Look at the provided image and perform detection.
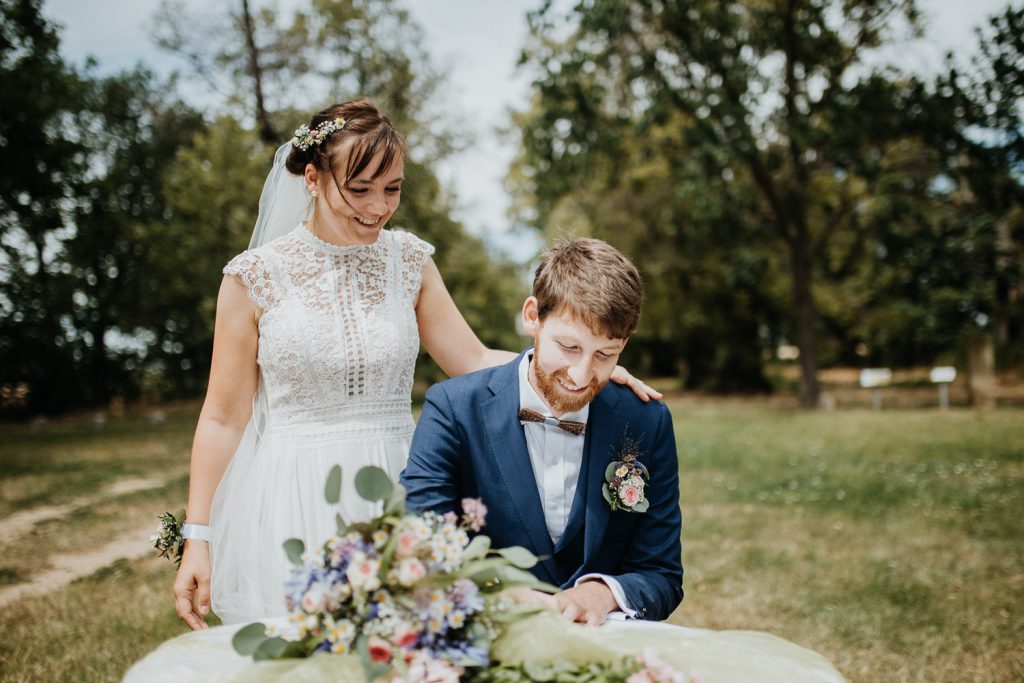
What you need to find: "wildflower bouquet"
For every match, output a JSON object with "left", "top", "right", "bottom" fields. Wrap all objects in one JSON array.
[{"left": 231, "top": 465, "right": 554, "bottom": 681}]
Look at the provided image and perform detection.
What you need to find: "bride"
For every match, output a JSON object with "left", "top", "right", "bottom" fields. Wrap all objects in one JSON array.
[{"left": 171, "top": 99, "right": 660, "bottom": 630}]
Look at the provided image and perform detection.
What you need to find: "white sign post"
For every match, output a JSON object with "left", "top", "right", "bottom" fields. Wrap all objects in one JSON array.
[
  {"left": 859, "top": 368, "right": 893, "bottom": 410},
  {"left": 930, "top": 366, "right": 956, "bottom": 410}
]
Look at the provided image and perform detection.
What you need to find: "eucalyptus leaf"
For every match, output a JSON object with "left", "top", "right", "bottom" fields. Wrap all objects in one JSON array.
[
  {"left": 495, "top": 565, "right": 545, "bottom": 585},
  {"left": 496, "top": 545, "right": 538, "bottom": 569},
  {"left": 463, "top": 534, "right": 491, "bottom": 561},
  {"left": 604, "top": 461, "right": 619, "bottom": 480},
  {"left": 354, "top": 466, "right": 393, "bottom": 502},
  {"left": 324, "top": 465, "right": 342, "bottom": 504},
  {"left": 231, "top": 622, "right": 268, "bottom": 655},
  {"left": 384, "top": 482, "right": 406, "bottom": 515},
  {"left": 252, "top": 636, "right": 289, "bottom": 661},
  {"left": 335, "top": 513, "right": 348, "bottom": 535},
  {"left": 601, "top": 484, "right": 614, "bottom": 506},
  {"left": 283, "top": 538, "right": 305, "bottom": 565},
  {"left": 633, "top": 498, "right": 649, "bottom": 513}
]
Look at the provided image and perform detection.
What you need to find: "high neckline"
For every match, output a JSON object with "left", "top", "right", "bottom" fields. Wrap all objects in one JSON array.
[{"left": 296, "top": 223, "right": 387, "bottom": 255}]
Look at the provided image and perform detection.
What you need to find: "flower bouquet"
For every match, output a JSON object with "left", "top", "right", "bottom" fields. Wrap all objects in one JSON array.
[{"left": 230, "top": 465, "right": 556, "bottom": 681}]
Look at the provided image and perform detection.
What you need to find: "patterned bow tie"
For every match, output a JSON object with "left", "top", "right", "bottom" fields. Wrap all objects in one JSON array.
[{"left": 518, "top": 407, "right": 586, "bottom": 436}]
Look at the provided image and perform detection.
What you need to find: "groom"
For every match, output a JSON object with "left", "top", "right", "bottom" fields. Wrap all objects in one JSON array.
[{"left": 401, "top": 238, "right": 682, "bottom": 625}]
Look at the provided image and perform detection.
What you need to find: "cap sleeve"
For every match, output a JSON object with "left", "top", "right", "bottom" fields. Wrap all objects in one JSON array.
[
  {"left": 223, "top": 249, "right": 279, "bottom": 310},
  {"left": 394, "top": 230, "right": 436, "bottom": 298}
]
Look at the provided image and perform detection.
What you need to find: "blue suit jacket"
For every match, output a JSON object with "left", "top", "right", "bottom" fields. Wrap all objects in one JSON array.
[{"left": 400, "top": 350, "right": 683, "bottom": 621}]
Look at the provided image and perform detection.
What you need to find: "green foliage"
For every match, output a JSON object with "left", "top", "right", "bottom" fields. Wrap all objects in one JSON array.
[
  {"left": 283, "top": 538, "right": 306, "bottom": 565},
  {"left": 512, "top": 0, "right": 1018, "bottom": 398},
  {"left": 325, "top": 464, "right": 342, "bottom": 504},
  {"left": 354, "top": 465, "right": 393, "bottom": 502},
  {"left": 0, "top": 0, "right": 90, "bottom": 414}
]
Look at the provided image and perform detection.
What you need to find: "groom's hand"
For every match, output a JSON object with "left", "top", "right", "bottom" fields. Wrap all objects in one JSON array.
[{"left": 555, "top": 581, "right": 619, "bottom": 626}]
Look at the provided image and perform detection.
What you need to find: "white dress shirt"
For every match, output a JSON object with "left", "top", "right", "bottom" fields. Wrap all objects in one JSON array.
[{"left": 518, "top": 352, "right": 636, "bottom": 618}]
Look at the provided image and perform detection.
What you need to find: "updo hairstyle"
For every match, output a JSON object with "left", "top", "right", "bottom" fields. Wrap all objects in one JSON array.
[{"left": 285, "top": 99, "right": 406, "bottom": 185}]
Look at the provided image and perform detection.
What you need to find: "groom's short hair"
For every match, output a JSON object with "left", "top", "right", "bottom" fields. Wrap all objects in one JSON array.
[{"left": 533, "top": 238, "right": 644, "bottom": 339}]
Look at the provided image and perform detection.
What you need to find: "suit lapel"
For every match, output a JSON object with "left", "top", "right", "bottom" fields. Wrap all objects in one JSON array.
[
  {"left": 581, "top": 385, "right": 622, "bottom": 562},
  {"left": 482, "top": 354, "right": 558, "bottom": 582}
]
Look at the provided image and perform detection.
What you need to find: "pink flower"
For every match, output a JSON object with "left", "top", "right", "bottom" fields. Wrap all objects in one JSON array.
[
  {"left": 461, "top": 498, "right": 487, "bottom": 531},
  {"left": 396, "top": 532, "right": 420, "bottom": 557},
  {"left": 397, "top": 558, "right": 427, "bottom": 586},
  {"left": 368, "top": 635, "right": 393, "bottom": 663},
  {"left": 620, "top": 485, "right": 642, "bottom": 507},
  {"left": 346, "top": 553, "right": 381, "bottom": 590}
]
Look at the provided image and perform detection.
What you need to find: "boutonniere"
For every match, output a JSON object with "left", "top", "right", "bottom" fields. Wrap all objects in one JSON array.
[{"left": 602, "top": 434, "right": 650, "bottom": 513}]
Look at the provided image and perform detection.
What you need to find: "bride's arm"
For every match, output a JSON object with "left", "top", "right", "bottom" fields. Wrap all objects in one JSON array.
[
  {"left": 415, "top": 258, "right": 663, "bottom": 400},
  {"left": 173, "top": 276, "right": 260, "bottom": 630},
  {"left": 415, "top": 257, "right": 515, "bottom": 377}
]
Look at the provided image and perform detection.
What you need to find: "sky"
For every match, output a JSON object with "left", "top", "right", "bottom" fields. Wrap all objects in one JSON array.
[{"left": 43, "top": 0, "right": 1014, "bottom": 261}]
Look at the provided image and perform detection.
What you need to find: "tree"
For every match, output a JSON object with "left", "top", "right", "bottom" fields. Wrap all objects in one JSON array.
[
  {"left": 0, "top": 0, "right": 88, "bottom": 413},
  {"left": 516, "top": 0, "right": 923, "bottom": 405}
]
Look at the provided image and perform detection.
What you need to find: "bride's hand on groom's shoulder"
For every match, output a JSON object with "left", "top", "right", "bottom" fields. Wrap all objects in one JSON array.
[
  {"left": 173, "top": 541, "right": 212, "bottom": 631},
  {"left": 611, "top": 366, "right": 664, "bottom": 402}
]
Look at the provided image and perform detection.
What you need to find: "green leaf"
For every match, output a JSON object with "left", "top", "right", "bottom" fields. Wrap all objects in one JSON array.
[
  {"left": 384, "top": 482, "right": 406, "bottom": 515},
  {"left": 335, "top": 513, "right": 348, "bottom": 535},
  {"left": 283, "top": 538, "right": 305, "bottom": 565},
  {"left": 463, "top": 534, "right": 491, "bottom": 561},
  {"left": 495, "top": 565, "right": 545, "bottom": 585},
  {"left": 601, "top": 484, "right": 614, "bottom": 506},
  {"left": 354, "top": 466, "right": 393, "bottom": 502},
  {"left": 252, "top": 636, "right": 289, "bottom": 661},
  {"left": 604, "top": 461, "right": 619, "bottom": 481},
  {"left": 231, "top": 622, "right": 268, "bottom": 655},
  {"left": 633, "top": 498, "right": 649, "bottom": 513},
  {"left": 496, "top": 545, "right": 538, "bottom": 569},
  {"left": 324, "top": 465, "right": 342, "bottom": 505}
]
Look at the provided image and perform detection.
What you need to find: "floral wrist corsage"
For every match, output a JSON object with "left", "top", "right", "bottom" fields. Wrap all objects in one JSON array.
[
  {"left": 152, "top": 508, "right": 186, "bottom": 567},
  {"left": 602, "top": 440, "right": 650, "bottom": 513}
]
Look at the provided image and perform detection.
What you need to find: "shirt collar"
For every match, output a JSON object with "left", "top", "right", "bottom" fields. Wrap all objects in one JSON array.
[{"left": 518, "top": 349, "right": 590, "bottom": 423}]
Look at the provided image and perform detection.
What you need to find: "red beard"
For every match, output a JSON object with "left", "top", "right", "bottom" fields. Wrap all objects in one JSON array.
[{"left": 532, "top": 349, "right": 605, "bottom": 414}]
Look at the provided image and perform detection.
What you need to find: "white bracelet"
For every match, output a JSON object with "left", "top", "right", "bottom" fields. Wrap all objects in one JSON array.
[{"left": 182, "top": 523, "right": 212, "bottom": 542}]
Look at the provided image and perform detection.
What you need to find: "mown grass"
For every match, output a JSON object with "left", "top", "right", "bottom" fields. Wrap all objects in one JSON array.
[
  {"left": 0, "top": 400, "right": 1021, "bottom": 682},
  {"left": 670, "top": 403, "right": 1023, "bottom": 682}
]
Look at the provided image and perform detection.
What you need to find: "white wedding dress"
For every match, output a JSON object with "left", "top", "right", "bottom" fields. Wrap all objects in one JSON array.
[{"left": 209, "top": 223, "right": 434, "bottom": 624}]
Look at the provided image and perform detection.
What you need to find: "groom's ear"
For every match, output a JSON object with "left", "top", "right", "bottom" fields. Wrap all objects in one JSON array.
[{"left": 521, "top": 296, "right": 541, "bottom": 336}]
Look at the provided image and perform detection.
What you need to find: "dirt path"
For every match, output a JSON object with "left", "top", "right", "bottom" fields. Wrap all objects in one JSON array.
[
  {"left": 0, "top": 518, "right": 158, "bottom": 609},
  {"left": 0, "top": 476, "right": 169, "bottom": 543},
  {"left": 0, "top": 475, "right": 178, "bottom": 610}
]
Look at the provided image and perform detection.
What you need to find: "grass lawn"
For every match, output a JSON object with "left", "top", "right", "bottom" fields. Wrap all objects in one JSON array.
[{"left": 0, "top": 399, "right": 1021, "bottom": 682}]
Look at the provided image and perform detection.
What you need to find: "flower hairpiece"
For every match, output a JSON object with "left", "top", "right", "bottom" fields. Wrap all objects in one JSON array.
[{"left": 292, "top": 117, "right": 347, "bottom": 151}]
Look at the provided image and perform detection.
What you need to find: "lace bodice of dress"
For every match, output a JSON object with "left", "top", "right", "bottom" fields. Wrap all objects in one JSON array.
[{"left": 223, "top": 225, "right": 434, "bottom": 427}]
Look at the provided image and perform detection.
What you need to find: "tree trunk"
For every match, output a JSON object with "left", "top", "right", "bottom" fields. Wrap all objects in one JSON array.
[
  {"left": 966, "top": 335, "right": 997, "bottom": 408},
  {"left": 240, "top": 0, "right": 277, "bottom": 144},
  {"left": 788, "top": 230, "right": 820, "bottom": 408},
  {"left": 995, "top": 216, "right": 1019, "bottom": 347}
]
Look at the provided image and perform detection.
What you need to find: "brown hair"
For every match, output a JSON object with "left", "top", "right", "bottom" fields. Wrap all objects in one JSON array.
[
  {"left": 285, "top": 99, "right": 405, "bottom": 183},
  {"left": 533, "top": 238, "right": 644, "bottom": 339}
]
